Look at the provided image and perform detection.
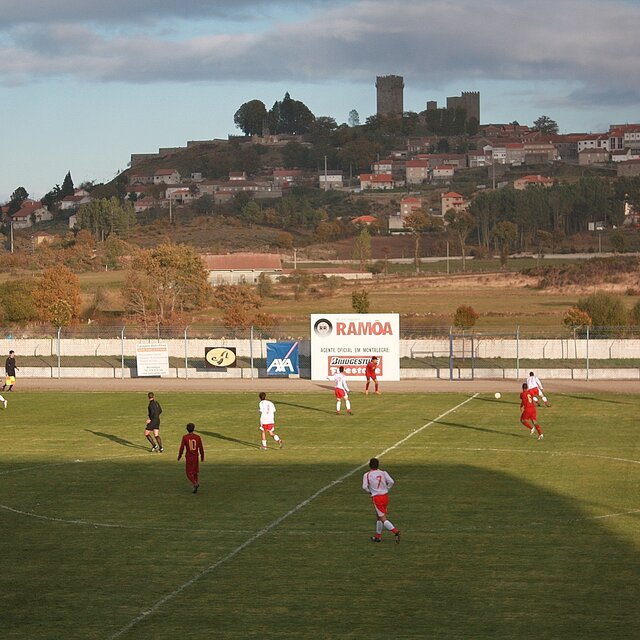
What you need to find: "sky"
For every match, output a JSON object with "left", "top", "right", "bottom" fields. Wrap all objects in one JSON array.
[{"left": 2, "top": 0, "right": 640, "bottom": 202}]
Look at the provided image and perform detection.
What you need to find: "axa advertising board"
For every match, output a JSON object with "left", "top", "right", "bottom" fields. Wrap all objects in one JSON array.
[{"left": 310, "top": 313, "right": 400, "bottom": 381}]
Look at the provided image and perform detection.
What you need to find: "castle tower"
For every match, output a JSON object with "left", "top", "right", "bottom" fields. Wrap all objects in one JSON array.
[
  {"left": 446, "top": 91, "right": 480, "bottom": 123},
  {"left": 376, "top": 75, "right": 404, "bottom": 117}
]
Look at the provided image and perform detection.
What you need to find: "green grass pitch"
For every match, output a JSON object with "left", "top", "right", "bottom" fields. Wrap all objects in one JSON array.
[{"left": 0, "top": 390, "right": 638, "bottom": 639}]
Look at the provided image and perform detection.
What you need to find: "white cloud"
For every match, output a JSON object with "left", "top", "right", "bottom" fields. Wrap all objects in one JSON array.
[{"left": 0, "top": 0, "right": 639, "bottom": 106}]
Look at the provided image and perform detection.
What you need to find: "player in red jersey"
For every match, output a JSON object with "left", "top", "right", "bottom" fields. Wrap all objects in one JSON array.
[
  {"left": 178, "top": 423, "right": 205, "bottom": 493},
  {"left": 364, "top": 356, "right": 380, "bottom": 395},
  {"left": 520, "top": 383, "right": 543, "bottom": 440},
  {"left": 362, "top": 457, "right": 401, "bottom": 544}
]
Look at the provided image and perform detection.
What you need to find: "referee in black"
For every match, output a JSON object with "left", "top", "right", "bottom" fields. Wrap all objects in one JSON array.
[
  {"left": 3, "top": 350, "right": 17, "bottom": 392},
  {"left": 145, "top": 392, "right": 163, "bottom": 452}
]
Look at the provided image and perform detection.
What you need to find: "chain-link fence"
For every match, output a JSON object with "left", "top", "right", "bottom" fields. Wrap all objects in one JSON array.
[{"left": 2, "top": 324, "right": 640, "bottom": 379}]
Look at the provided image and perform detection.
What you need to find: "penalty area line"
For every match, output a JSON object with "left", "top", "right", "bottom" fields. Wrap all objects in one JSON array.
[{"left": 108, "top": 393, "right": 479, "bottom": 639}]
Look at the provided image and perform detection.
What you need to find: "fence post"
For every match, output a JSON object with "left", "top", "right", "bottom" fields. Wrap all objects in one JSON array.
[
  {"left": 120, "top": 326, "right": 125, "bottom": 379},
  {"left": 184, "top": 326, "right": 189, "bottom": 380},
  {"left": 449, "top": 326, "right": 454, "bottom": 381},
  {"left": 57, "top": 326, "right": 61, "bottom": 379},
  {"left": 250, "top": 325, "right": 255, "bottom": 379},
  {"left": 471, "top": 333, "right": 475, "bottom": 381},
  {"left": 586, "top": 325, "right": 590, "bottom": 381},
  {"left": 516, "top": 326, "right": 520, "bottom": 380}
]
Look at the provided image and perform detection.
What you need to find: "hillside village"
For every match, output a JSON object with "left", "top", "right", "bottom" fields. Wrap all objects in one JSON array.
[{"left": 3, "top": 76, "right": 640, "bottom": 253}]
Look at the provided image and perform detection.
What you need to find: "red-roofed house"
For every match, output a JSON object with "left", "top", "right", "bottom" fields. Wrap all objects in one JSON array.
[
  {"left": 60, "top": 193, "right": 92, "bottom": 211},
  {"left": 359, "top": 173, "right": 396, "bottom": 190},
  {"left": 400, "top": 196, "right": 422, "bottom": 217},
  {"left": 441, "top": 192, "right": 467, "bottom": 216},
  {"left": 405, "top": 160, "right": 429, "bottom": 185},
  {"left": 513, "top": 175, "right": 554, "bottom": 190},
  {"left": 10, "top": 200, "right": 53, "bottom": 229},
  {"left": 201, "top": 253, "right": 283, "bottom": 285}
]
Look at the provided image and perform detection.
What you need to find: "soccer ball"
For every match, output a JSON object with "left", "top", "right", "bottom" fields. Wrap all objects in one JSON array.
[{"left": 494, "top": 392, "right": 501, "bottom": 399}]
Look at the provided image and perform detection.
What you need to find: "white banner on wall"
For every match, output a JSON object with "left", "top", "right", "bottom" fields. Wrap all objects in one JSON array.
[
  {"left": 310, "top": 313, "right": 400, "bottom": 381},
  {"left": 136, "top": 343, "right": 170, "bottom": 377}
]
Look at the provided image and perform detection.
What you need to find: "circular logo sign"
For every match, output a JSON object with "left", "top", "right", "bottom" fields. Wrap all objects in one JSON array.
[
  {"left": 205, "top": 347, "right": 237, "bottom": 367},
  {"left": 313, "top": 318, "right": 333, "bottom": 337}
]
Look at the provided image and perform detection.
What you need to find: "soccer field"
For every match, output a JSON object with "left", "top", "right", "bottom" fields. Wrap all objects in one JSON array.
[{"left": 1, "top": 391, "right": 638, "bottom": 640}]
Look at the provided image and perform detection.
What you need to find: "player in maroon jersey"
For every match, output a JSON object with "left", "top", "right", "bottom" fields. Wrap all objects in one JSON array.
[
  {"left": 178, "top": 423, "right": 205, "bottom": 493},
  {"left": 520, "top": 383, "right": 543, "bottom": 440},
  {"left": 364, "top": 356, "right": 380, "bottom": 395}
]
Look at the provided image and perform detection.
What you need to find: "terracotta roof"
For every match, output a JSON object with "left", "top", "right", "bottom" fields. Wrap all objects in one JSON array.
[
  {"left": 201, "top": 253, "right": 283, "bottom": 271},
  {"left": 401, "top": 197, "right": 421, "bottom": 203},
  {"left": 406, "top": 160, "right": 429, "bottom": 167},
  {"left": 351, "top": 215, "right": 377, "bottom": 224},
  {"left": 442, "top": 192, "right": 464, "bottom": 199},
  {"left": 154, "top": 169, "right": 178, "bottom": 175}
]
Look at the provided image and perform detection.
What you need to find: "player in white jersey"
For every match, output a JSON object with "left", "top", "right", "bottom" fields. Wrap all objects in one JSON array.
[
  {"left": 328, "top": 366, "right": 352, "bottom": 415},
  {"left": 526, "top": 371, "right": 550, "bottom": 407},
  {"left": 258, "top": 392, "right": 283, "bottom": 450},
  {"left": 362, "top": 457, "right": 401, "bottom": 543}
]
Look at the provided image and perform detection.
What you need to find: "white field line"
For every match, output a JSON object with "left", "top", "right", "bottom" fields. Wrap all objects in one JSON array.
[{"left": 107, "top": 393, "right": 479, "bottom": 639}]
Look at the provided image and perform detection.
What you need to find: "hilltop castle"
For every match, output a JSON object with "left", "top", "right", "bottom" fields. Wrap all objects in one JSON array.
[{"left": 376, "top": 75, "right": 480, "bottom": 123}]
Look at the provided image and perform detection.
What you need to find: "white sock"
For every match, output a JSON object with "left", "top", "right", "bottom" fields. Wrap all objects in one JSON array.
[
  {"left": 376, "top": 521, "right": 383, "bottom": 535},
  {"left": 383, "top": 520, "right": 395, "bottom": 531},
  {"left": 336, "top": 400, "right": 341, "bottom": 412},
  {"left": 261, "top": 438, "right": 267, "bottom": 449},
  {"left": 274, "top": 434, "right": 281, "bottom": 442},
  {"left": 0, "top": 394, "right": 5, "bottom": 402},
  {"left": 345, "top": 399, "right": 351, "bottom": 410}
]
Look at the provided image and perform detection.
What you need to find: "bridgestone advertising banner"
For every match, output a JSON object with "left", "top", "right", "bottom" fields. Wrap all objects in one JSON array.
[
  {"left": 310, "top": 313, "right": 400, "bottom": 381},
  {"left": 136, "top": 344, "right": 170, "bottom": 377}
]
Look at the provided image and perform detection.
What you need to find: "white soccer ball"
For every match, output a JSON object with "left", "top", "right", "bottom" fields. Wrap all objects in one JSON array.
[{"left": 494, "top": 392, "right": 501, "bottom": 399}]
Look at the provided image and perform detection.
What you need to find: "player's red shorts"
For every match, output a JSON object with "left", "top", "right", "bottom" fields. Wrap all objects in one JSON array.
[
  {"left": 335, "top": 388, "right": 346, "bottom": 399},
  {"left": 372, "top": 493, "right": 389, "bottom": 517},
  {"left": 528, "top": 387, "right": 540, "bottom": 397},
  {"left": 260, "top": 423, "right": 274, "bottom": 432},
  {"left": 521, "top": 408, "right": 537, "bottom": 421}
]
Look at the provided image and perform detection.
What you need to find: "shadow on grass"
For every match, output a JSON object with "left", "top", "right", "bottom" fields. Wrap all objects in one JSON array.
[
  {"left": 84, "top": 429, "right": 148, "bottom": 450},
  {"left": 198, "top": 430, "right": 262, "bottom": 449},
  {"left": 474, "top": 397, "right": 520, "bottom": 405},
  {"left": 558, "top": 394, "right": 631, "bottom": 405},
  {"left": 275, "top": 400, "right": 334, "bottom": 415},
  {"left": 433, "top": 419, "right": 523, "bottom": 438}
]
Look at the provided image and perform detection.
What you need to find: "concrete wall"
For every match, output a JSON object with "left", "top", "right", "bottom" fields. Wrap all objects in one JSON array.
[{"left": 5, "top": 337, "right": 640, "bottom": 360}]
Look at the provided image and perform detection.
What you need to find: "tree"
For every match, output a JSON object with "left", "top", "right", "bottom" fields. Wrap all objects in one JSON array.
[
  {"left": 8, "top": 187, "right": 28, "bottom": 215},
  {"left": 268, "top": 92, "right": 315, "bottom": 135},
  {"left": 352, "top": 227, "right": 372, "bottom": 271},
  {"left": 32, "top": 266, "right": 81, "bottom": 325},
  {"left": 77, "top": 197, "right": 136, "bottom": 240},
  {"left": 61, "top": 171, "right": 75, "bottom": 197},
  {"left": 195, "top": 193, "right": 214, "bottom": 215},
  {"left": 126, "top": 244, "right": 211, "bottom": 323},
  {"left": 352, "top": 289, "right": 370, "bottom": 313},
  {"left": 533, "top": 115, "right": 559, "bottom": 135},
  {"left": 493, "top": 221, "right": 518, "bottom": 267},
  {"left": 0, "top": 279, "right": 38, "bottom": 323},
  {"left": 348, "top": 109, "right": 360, "bottom": 127},
  {"left": 445, "top": 209, "right": 475, "bottom": 272},
  {"left": 563, "top": 307, "right": 592, "bottom": 331},
  {"left": 234, "top": 99, "right": 267, "bottom": 136},
  {"left": 576, "top": 291, "right": 627, "bottom": 327},
  {"left": 404, "top": 210, "right": 431, "bottom": 272}
]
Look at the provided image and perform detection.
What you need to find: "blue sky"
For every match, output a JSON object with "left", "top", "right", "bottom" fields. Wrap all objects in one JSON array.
[{"left": 1, "top": 0, "right": 640, "bottom": 201}]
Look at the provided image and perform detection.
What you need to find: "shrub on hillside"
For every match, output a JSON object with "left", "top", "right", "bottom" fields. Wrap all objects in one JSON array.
[
  {"left": 453, "top": 305, "right": 480, "bottom": 328},
  {"left": 576, "top": 291, "right": 627, "bottom": 327}
]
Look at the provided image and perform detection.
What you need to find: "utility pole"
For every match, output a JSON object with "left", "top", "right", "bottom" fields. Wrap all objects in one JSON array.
[
  {"left": 324, "top": 155, "right": 328, "bottom": 192},
  {"left": 10, "top": 220, "right": 13, "bottom": 254}
]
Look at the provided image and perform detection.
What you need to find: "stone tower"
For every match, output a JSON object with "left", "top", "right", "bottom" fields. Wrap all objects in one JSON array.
[
  {"left": 376, "top": 75, "right": 404, "bottom": 117},
  {"left": 446, "top": 91, "right": 480, "bottom": 123}
]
